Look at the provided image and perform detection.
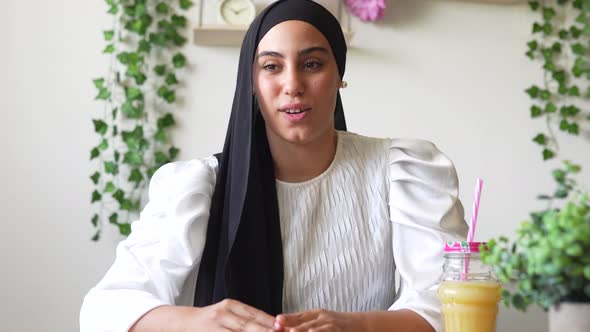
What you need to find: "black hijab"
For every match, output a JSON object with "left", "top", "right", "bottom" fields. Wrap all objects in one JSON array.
[{"left": 194, "top": 0, "right": 348, "bottom": 315}]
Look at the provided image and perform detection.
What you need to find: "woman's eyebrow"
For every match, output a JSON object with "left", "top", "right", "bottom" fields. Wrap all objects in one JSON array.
[{"left": 256, "top": 46, "right": 329, "bottom": 60}]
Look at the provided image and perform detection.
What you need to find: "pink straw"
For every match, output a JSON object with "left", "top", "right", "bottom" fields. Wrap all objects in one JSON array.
[
  {"left": 462, "top": 178, "right": 484, "bottom": 280},
  {"left": 467, "top": 178, "right": 484, "bottom": 242}
]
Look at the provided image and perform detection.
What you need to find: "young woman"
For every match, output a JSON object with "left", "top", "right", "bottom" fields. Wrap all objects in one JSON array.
[{"left": 80, "top": 1, "right": 468, "bottom": 331}]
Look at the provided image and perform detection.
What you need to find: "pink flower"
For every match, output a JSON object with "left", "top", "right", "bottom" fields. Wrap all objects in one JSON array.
[{"left": 345, "top": 0, "right": 386, "bottom": 22}]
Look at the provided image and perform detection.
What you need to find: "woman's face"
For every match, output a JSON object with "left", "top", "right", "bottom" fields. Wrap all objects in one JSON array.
[{"left": 253, "top": 20, "right": 342, "bottom": 146}]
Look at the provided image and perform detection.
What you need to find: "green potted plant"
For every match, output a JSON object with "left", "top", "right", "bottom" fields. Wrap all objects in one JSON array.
[
  {"left": 482, "top": 162, "right": 589, "bottom": 331},
  {"left": 481, "top": 1, "right": 590, "bottom": 331}
]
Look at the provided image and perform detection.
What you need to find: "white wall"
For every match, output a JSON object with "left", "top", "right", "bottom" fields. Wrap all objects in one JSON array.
[{"left": 2, "top": 0, "right": 588, "bottom": 331}]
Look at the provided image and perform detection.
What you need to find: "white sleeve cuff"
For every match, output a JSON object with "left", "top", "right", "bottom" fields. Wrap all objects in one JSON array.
[
  {"left": 80, "top": 288, "right": 168, "bottom": 332},
  {"left": 388, "top": 286, "right": 442, "bottom": 332}
]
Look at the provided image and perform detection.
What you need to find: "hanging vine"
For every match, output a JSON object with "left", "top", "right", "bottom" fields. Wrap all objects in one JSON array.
[
  {"left": 90, "top": 0, "right": 193, "bottom": 240},
  {"left": 525, "top": 0, "right": 590, "bottom": 165}
]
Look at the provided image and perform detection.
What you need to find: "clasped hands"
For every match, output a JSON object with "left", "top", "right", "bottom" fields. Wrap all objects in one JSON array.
[{"left": 199, "top": 299, "right": 366, "bottom": 332}]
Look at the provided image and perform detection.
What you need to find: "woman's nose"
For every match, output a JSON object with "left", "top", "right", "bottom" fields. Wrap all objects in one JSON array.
[{"left": 283, "top": 69, "right": 304, "bottom": 96}]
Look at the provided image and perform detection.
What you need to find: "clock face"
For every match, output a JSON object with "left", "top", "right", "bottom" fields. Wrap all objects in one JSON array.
[{"left": 219, "top": 0, "right": 256, "bottom": 26}]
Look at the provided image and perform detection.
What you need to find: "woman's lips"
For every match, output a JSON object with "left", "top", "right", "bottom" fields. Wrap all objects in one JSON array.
[{"left": 284, "top": 110, "right": 308, "bottom": 121}]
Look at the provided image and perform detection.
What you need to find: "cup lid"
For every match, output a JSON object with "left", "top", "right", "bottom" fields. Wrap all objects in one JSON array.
[{"left": 444, "top": 241, "right": 487, "bottom": 253}]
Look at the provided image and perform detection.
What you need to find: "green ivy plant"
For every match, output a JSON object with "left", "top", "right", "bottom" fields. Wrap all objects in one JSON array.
[
  {"left": 90, "top": 0, "right": 193, "bottom": 240},
  {"left": 524, "top": 0, "right": 590, "bottom": 160},
  {"left": 481, "top": 0, "right": 590, "bottom": 311}
]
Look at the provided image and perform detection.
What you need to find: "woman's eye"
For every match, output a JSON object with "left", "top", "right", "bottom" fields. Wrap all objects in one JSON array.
[
  {"left": 263, "top": 64, "right": 278, "bottom": 71},
  {"left": 304, "top": 61, "right": 322, "bottom": 69}
]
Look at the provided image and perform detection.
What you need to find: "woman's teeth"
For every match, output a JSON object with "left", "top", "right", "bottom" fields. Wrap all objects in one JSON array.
[{"left": 285, "top": 109, "right": 304, "bottom": 114}]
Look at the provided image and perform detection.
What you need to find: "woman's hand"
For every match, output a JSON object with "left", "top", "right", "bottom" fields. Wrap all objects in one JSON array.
[
  {"left": 193, "top": 299, "right": 277, "bottom": 332},
  {"left": 273, "top": 309, "right": 367, "bottom": 332},
  {"left": 130, "top": 299, "right": 276, "bottom": 332}
]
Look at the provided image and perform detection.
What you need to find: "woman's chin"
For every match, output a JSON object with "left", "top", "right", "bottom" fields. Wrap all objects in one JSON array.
[{"left": 277, "top": 127, "right": 317, "bottom": 146}]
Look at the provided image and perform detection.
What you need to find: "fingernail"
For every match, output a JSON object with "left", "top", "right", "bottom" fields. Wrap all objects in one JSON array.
[{"left": 273, "top": 320, "right": 282, "bottom": 330}]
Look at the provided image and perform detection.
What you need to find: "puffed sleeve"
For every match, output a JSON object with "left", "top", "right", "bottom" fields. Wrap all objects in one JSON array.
[
  {"left": 80, "top": 157, "right": 218, "bottom": 332},
  {"left": 387, "top": 139, "right": 468, "bottom": 332}
]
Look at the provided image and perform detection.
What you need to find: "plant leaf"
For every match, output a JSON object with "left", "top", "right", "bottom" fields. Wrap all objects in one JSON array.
[
  {"left": 134, "top": 73, "right": 147, "bottom": 85},
  {"left": 91, "top": 214, "right": 99, "bottom": 227},
  {"left": 123, "top": 151, "right": 143, "bottom": 166},
  {"left": 149, "top": 32, "right": 167, "bottom": 46},
  {"left": 93, "top": 119, "right": 108, "bottom": 135},
  {"left": 93, "top": 78, "right": 105, "bottom": 89},
  {"left": 90, "top": 172, "right": 100, "bottom": 184},
  {"left": 107, "top": 4, "right": 118, "bottom": 15},
  {"left": 172, "top": 53, "right": 186, "bottom": 68},
  {"left": 179, "top": 0, "right": 193, "bottom": 10},
  {"left": 165, "top": 73, "right": 178, "bottom": 85},
  {"left": 531, "top": 105, "right": 543, "bottom": 117},
  {"left": 91, "top": 190, "right": 102, "bottom": 203},
  {"left": 529, "top": 1, "right": 540, "bottom": 11},
  {"left": 543, "top": 7, "right": 556, "bottom": 21},
  {"left": 525, "top": 85, "right": 540, "bottom": 98},
  {"left": 155, "top": 151, "right": 169, "bottom": 164},
  {"left": 553, "top": 169, "right": 566, "bottom": 182},
  {"left": 564, "top": 161, "right": 581, "bottom": 173},
  {"left": 125, "top": 87, "right": 143, "bottom": 101},
  {"left": 156, "top": 2, "right": 169, "bottom": 14},
  {"left": 98, "top": 139, "right": 109, "bottom": 151},
  {"left": 169, "top": 146, "right": 180, "bottom": 160},
  {"left": 118, "top": 223, "right": 132, "bottom": 236},
  {"left": 148, "top": 166, "right": 160, "bottom": 178},
  {"left": 543, "top": 148, "right": 555, "bottom": 160},
  {"left": 533, "top": 133, "right": 547, "bottom": 145},
  {"left": 117, "top": 52, "right": 130, "bottom": 65},
  {"left": 109, "top": 213, "right": 118, "bottom": 225},
  {"left": 103, "top": 44, "right": 115, "bottom": 54},
  {"left": 104, "top": 181, "right": 115, "bottom": 193},
  {"left": 157, "top": 86, "right": 176, "bottom": 103},
  {"left": 112, "top": 189, "right": 124, "bottom": 204},
  {"left": 570, "top": 26, "right": 582, "bottom": 38},
  {"left": 90, "top": 147, "right": 100, "bottom": 160},
  {"left": 95, "top": 88, "right": 111, "bottom": 100},
  {"left": 137, "top": 39, "right": 151, "bottom": 53},
  {"left": 154, "top": 129, "right": 167, "bottom": 143},
  {"left": 128, "top": 168, "right": 143, "bottom": 183},
  {"left": 171, "top": 15, "right": 187, "bottom": 27},
  {"left": 552, "top": 70, "right": 565, "bottom": 83},
  {"left": 558, "top": 29, "right": 569, "bottom": 39},
  {"left": 157, "top": 113, "right": 175, "bottom": 129},
  {"left": 121, "top": 101, "right": 143, "bottom": 118},
  {"left": 572, "top": 43, "right": 586, "bottom": 55},
  {"left": 569, "top": 85, "right": 581, "bottom": 96},
  {"left": 104, "top": 161, "right": 119, "bottom": 175},
  {"left": 560, "top": 119, "right": 569, "bottom": 131},
  {"left": 542, "top": 22, "right": 553, "bottom": 35},
  {"left": 103, "top": 30, "right": 114, "bottom": 41},
  {"left": 154, "top": 65, "right": 166, "bottom": 76}
]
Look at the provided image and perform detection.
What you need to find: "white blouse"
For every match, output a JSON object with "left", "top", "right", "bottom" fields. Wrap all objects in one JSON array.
[{"left": 80, "top": 131, "right": 468, "bottom": 332}]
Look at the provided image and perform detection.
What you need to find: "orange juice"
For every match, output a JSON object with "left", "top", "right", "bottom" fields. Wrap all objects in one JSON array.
[{"left": 438, "top": 280, "right": 502, "bottom": 332}]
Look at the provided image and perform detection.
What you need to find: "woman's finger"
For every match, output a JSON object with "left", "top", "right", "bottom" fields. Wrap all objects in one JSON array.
[
  {"left": 311, "top": 324, "right": 339, "bottom": 332},
  {"left": 276, "top": 311, "right": 313, "bottom": 327},
  {"left": 224, "top": 299, "right": 276, "bottom": 328},
  {"left": 284, "top": 318, "right": 326, "bottom": 332}
]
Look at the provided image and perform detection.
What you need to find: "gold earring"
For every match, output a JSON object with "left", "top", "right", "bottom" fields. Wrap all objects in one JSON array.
[{"left": 341, "top": 81, "right": 348, "bottom": 89}]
